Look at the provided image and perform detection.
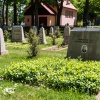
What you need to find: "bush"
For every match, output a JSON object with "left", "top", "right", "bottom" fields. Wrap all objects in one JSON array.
[
  {"left": 4, "top": 30, "right": 10, "bottom": 42},
  {"left": 27, "top": 28, "right": 40, "bottom": 57},
  {"left": 54, "top": 28, "right": 62, "bottom": 38},
  {"left": 3, "top": 57, "right": 100, "bottom": 94}
]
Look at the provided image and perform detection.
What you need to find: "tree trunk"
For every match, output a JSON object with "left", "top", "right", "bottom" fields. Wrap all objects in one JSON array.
[
  {"left": 56, "top": 0, "right": 63, "bottom": 26},
  {"left": 31, "top": 0, "right": 34, "bottom": 26},
  {"left": 2, "top": 0, "right": 5, "bottom": 26},
  {"left": 14, "top": 2, "right": 17, "bottom": 25},
  {"left": 35, "top": 0, "right": 39, "bottom": 34},
  {"left": 6, "top": 2, "right": 8, "bottom": 26},
  {"left": 83, "top": 0, "right": 89, "bottom": 26},
  {"left": 35, "top": 0, "right": 38, "bottom": 27}
]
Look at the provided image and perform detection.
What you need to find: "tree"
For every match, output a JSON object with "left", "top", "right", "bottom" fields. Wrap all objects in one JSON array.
[
  {"left": 83, "top": 0, "right": 89, "bottom": 26},
  {"left": 56, "top": 0, "right": 63, "bottom": 25},
  {"left": 2, "top": 0, "right": 5, "bottom": 26},
  {"left": 72, "top": 0, "right": 100, "bottom": 25},
  {"left": 5, "top": 0, "right": 8, "bottom": 26}
]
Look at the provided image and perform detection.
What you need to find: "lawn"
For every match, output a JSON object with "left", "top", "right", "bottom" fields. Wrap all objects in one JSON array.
[{"left": 0, "top": 36, "right": 97, "bottom": 100}]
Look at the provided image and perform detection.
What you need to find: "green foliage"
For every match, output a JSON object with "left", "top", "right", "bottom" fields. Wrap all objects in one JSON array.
[
  {"left": 49, "top": 28, "right": 62, "bottom": 45},
  {"left": 27, "top": 28, "right": 40, "bottom": 57},
  {"left": 4, "top": 30, "right": 10, "bottom": 42},
  {"left": 3, "top": 57, "right": 100, "bottom": 95},
  {"left": 51, "top": 35, "right": 57, "bottom": 45},
  {"left": 55, "top": 28, "right": 62, "bottom": 38}
]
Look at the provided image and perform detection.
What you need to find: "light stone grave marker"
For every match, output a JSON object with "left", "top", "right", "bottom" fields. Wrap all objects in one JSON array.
[
  {"left": 67, "top": 27, "right": 100, "bottom": 60},
  {"left": 62, "top": 24, "right": 71, "bottom": 44},
  {"left": 39, "top": 26, "right": 47, "bottom": 44},
  {"left": 49, "top": 26, "right": 54, "bottom": 36},
  {"left": 31, "top": 26, "right": 37, "bottom": 34},
  {"left": 12, "top": 26, "right": 26, "bottom": 43},
  {"left": 0, "top": 28, "right": 8, "bottom": 55}
]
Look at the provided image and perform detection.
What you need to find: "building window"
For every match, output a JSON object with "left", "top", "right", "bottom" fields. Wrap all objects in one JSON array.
[
  {"left": 27, "top": 18, "right": 29, "bottom": 22},
  {"left": 65, "top": 10, "right": 73, "bottom": 18}
]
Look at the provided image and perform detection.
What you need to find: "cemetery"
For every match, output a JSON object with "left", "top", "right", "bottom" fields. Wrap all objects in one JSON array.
[
  {"left": 0, "top": 0, "right": 100, "bottom": 100},
  {"left": 0, "top": 24, "right": 99, "bottom": 100}
]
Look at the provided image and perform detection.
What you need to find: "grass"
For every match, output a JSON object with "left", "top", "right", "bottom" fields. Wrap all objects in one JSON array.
[
  {"left": 0, "top": 36, "right": 96, "bottom": 100},
  {"left": 0, "top": 81, "right": 95, "bottom": 100}
]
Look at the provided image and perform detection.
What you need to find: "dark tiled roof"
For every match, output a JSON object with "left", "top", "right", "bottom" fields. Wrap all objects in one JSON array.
[{"left": 24, "top": 2, "right": 56, "bottom": 15}]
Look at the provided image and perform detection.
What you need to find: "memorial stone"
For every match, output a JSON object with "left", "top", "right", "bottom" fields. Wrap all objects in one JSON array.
[
  {"left": 31, "top": 26, "right": 37, "bottom": 34},
  {"left": 54, "top": 26, "right": 59, "bottom": 32},
  {"left": 12, "top": 26, "right": 26, "bottom": 43},
  {"left": 3, "top": 25, "right": 8, "bottom": 30},
  {"left": 49, "top": 26, "right": 54, "bottom": 36},
  {"left": 0, "top": 28, "right": 8, "bottom": 55},
  {"left": 39, "top": 26, "right": 47, "bottom": 44},
  {"left": 62, "top": 24, "right": 70, "bottom": 44},
  {"left": 67, "top": 27, "right": 100, "bottom": 60}
]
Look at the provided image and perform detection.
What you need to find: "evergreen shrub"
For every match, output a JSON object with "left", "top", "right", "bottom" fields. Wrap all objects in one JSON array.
[{"left": 3, "top": 57, "right": 100, "bottom": 94}]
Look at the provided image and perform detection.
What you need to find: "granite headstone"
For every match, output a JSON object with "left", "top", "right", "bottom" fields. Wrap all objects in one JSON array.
[
  {"left": 49, "top": 26, "right": 54, "bottom": 36},
  {"left": 12, "top": 26, "right": 26, "bottom": 43},
  {"left": 39, "top": 26, "right": 47, "bottom": 44},
  {"left": 67, "top": 27, "right": 100, "bottom": 60},
  {"left": 62, "top": 24, "right": 71, "bottom": 44},
  {"left": 31, "top": 26, "right": 37, "bottom": 34}
]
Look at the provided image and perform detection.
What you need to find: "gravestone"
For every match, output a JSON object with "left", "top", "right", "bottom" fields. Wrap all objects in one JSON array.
[
  {"left": 49, "top": 26, "right": 54, "bottom": 36},
  {"left": 0, "top": 28, "right": 8, "bottom": 55},
  {"left": 39, "top": 26, "right": 47, "bottom": 44},
  {"left": 62, "top": 24, "right": 71, "bottom": 44},
  {"left": 67, "top": 27, "right": 100, "bottom": 60},
  {"left": 12, "top": 26, "right": 26, "bottom": 43},
  {"left": 54, "top": 26, "right": 59, "bottom": 32},
  {"left": 3, "top": 25, "right": 8, "bottom": 30},
  {"left": 31, "top": 26, "right": 37, "bottom": 34}
]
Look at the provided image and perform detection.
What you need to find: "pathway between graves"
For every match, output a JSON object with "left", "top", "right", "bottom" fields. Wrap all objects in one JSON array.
[{"left": 42, "top": 45, "right": 68, "bottom": 51}]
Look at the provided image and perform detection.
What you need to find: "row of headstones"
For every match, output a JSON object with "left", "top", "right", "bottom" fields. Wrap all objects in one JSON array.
[
  {"left": 34, "top": 24, "right": 71, "bottom": 44},
  {"left": 0, "top": 24, "right": 70, "bottom": 56},
  {"left": 12, "top": 24, "right": 71, "bottom": 44},
  {"left": 12, "top": 26, "right": 47, "bottom": 44}
]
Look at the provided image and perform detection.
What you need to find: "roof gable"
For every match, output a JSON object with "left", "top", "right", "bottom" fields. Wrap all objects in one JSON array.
[
  {"left": 24, "top": 2, "right": 56, "bottom": 15},
  {"left": 63, "top": 0, "right": 77, "bottom": 10},
  {"left": 24, "top": 1, "right": 77, "bottom": 15}
]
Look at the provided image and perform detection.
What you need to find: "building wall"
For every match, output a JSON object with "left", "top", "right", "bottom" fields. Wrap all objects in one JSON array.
[
  {"left": 60, "top": 8, "right": 77, "bottom": 26},
  {"left": 24, "top": 15, "right": 32, "bottom": 26},
  {"left": 24, "top": 15, "right": 55, "bottom": 26},
  {"left": 47, "top": 16, "right": 55, "bottom": 26}
]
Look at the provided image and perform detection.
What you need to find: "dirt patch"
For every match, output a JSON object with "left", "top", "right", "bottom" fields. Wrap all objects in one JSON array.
[{"left": 42, "top": 45, "right": 67, "bottom": 51}]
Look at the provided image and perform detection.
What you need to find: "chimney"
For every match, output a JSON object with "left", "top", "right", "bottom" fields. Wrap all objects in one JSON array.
[{"left": 66, "top": 0, "right": 70, "bottom": 4}]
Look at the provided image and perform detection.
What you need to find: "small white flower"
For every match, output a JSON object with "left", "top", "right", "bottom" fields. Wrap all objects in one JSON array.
[{"left": 3, "top": 87, "right": 15, "bottom": 95}]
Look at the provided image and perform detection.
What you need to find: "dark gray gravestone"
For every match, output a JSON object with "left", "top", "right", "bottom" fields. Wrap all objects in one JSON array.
[
  {"left": 12, "top": 26, "right": 26, "bottom": 43},
  {"left": 67, "top": 27, "right": 100, "bottom": 60}
]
